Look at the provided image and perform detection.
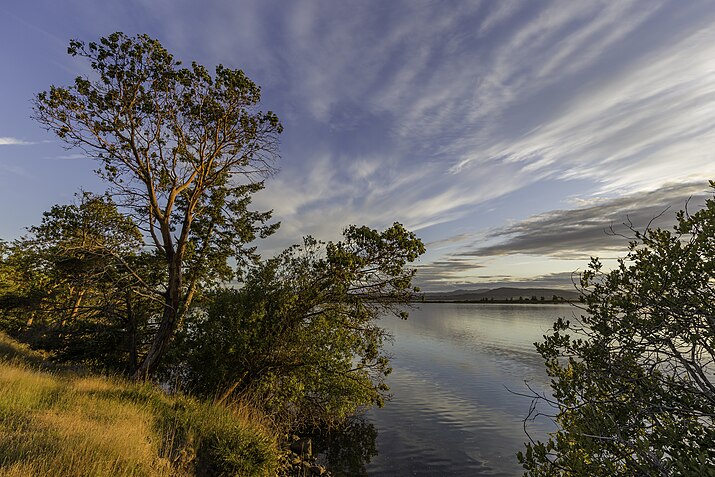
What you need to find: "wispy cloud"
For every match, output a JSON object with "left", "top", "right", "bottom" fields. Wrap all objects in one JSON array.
[
  {"left": 459, "top": 182, "right": 710, "bottom": 259},
  {"left": 227, "top": 1, "right": 715, "bottom": 268},
  {"left": 416, "top": 269, "right": 581, "bottom": 293},
  {"left": 415, "top": 258, "right": 485, "bottom": 286},
  {"left": 0, "top": 162, "right": 31, "bottom": 178},
  {"left": 0, "top": 137, "right": 34, "bottom": 146},
  {"left": 411, "top": 182, "right": 711, "bottom": 290},
  {"left": 452, "top": 16, "right": 715, "bottom": 195},
  {"left": 103, "top": 1, "right": 715, "bottom": 242},
  {"left": 53, "top": 154, "right": 86, "bottom": 160}
]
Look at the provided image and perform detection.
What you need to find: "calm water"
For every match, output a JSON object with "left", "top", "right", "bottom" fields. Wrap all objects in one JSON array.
[{"left": 322, "top": 303, "right": 572, "bottom": 476}]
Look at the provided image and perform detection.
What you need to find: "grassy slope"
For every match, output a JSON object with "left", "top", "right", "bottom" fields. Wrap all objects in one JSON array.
[{"left": 0, "top": 333, "right": 280, "bottom": 477}]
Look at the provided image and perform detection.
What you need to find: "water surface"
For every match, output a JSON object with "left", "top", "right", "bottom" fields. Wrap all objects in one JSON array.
[{"left": 348, "top": 303, "right": 572, "bottom": 476}]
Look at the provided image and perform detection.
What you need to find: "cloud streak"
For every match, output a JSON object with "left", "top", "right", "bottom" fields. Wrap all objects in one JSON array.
[
  {"left": 452, "top": 14, "right": 715, "bottom": 194},
  {"left": 460, "top": 182, "right": 710, "bottom": 259},
  {"left": 411, "top": 181, "right": 712, "bottom": 290},
  {"left": 0, "top": 137, "right": 34, "bottom": 146},
  {"left": 87, "top": 1, "right": 715, "bottom": 245}
]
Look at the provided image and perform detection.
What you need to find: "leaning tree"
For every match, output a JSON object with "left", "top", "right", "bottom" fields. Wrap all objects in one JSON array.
[
  {"left": 172, "top": 223, "right": 425, "bottom": 429},
  {"left": 33, "top": 32, "right": 282, "bottom": 378}
]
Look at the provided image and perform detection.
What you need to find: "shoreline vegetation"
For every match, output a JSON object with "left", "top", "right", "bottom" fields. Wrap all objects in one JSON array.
[
  {"left": 0, "top": 332, "right": 329, "bottom": 477},
  {"left": 421, "top": 299, "right": 576, "bottom": 304}
]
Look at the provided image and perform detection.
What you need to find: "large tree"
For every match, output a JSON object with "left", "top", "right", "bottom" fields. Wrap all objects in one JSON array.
[
  {"left": 33, "top": 33, "right": 282, "bottom": 378},
  {"left": 520, "top": 183, "right": 715, "bottom": 476}
]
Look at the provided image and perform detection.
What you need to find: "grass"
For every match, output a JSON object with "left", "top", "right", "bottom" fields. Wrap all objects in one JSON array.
[{"left": 0, "top": 333, "right": 281, "bottom": 476}]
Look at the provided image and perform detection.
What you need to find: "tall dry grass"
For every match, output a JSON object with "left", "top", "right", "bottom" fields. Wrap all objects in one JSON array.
[{"left": 0, "top": 333, "right": 280, "bottom": 476}]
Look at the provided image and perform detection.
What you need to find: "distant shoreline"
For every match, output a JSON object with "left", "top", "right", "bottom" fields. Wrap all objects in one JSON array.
[
  {"left": 417, "top": 299, "right": 577, "bottom": 305},
  {"left": 418, "top": 286, "right": 581, "bottom": 304}
]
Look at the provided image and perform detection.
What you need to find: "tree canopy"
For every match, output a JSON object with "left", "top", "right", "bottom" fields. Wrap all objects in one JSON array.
[
  {"left": 0, "top": 193, "right": 158, "bottom": 371},
  {"left": 520, "top": 184, "right": 715, "bottom": 476},
  {"left": 169, "top": 223, "right": 425, "bottom": 429},
  {"left": 33, "top": 32, "right": 282, "bottom": 378}
]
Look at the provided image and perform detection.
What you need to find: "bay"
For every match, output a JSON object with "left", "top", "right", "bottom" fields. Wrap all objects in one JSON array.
[{"left": 321, "top": 303, "right": 574, "bottom": 476}]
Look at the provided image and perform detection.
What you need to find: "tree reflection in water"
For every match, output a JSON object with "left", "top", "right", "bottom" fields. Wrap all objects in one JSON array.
[{"left": 313, "top": 416, "right": 378, "bottom": 476}]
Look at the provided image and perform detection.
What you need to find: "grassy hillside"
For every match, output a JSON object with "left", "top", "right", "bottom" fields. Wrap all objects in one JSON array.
[{"left": 0, "top": 333, "right": 281, "bottom": 477}]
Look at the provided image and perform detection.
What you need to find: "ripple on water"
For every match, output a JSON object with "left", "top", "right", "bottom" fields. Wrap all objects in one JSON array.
[{"left": 362, "top": 304, "right": 563, "bottom": 476}]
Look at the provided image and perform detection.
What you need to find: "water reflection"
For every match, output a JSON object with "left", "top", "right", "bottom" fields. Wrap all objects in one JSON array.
[
  {"left": 362, "top": 303, "right": 570, "bottom": 476},
  {"left": 312, "top": 304, "right": 571, "bottom": 475},
  {"left": 314, "top": 417, "right": 378, "bottom": 476}
]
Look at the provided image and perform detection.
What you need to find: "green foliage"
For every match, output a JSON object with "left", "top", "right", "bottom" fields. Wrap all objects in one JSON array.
[
  {"left": 0, "top": 193, "right": 158, "bottom": 372},
  {"left": 33, "top": 32, "right": 281, "bottom": 377},
  {"left": 170, "top": 222, "right": 425, "bottom": 429},
  {"left": 520, "top": 182, "right": 715, "bottom": 476}
]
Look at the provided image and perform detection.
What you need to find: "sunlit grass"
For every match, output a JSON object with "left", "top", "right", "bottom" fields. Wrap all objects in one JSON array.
[{"left": 0, "top": 333, "right": 280, "bottom": 476}]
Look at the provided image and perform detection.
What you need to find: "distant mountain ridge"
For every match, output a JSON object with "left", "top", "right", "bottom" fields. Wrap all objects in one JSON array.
[{"left": 421, "top": 287, "right": 580, "bottom": 302}]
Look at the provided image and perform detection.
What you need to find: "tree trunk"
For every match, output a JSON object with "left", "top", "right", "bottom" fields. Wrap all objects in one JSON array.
[
  {"left": 132, "top": 260, "right": 182, "bottom": 380},
  {"left": 126, "top": 290, "right": 139, "bottom": 375},
  {"left": 62, "top": 288, "right": 86, "bottom": 327}
]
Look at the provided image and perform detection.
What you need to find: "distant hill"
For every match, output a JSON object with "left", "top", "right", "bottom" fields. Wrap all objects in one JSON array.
[{"left": 421, "top": 287, "right": 581, "bottom": 303}]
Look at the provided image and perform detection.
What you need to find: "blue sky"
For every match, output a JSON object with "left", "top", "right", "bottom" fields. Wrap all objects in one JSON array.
[{"left": 2, "top": 1, "right": 715, "bottom": 291}]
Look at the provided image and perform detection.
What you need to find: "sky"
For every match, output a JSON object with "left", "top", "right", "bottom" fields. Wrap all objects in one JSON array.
[{"left": 2, "top": 0, "right": 715, "bottom": 291}]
